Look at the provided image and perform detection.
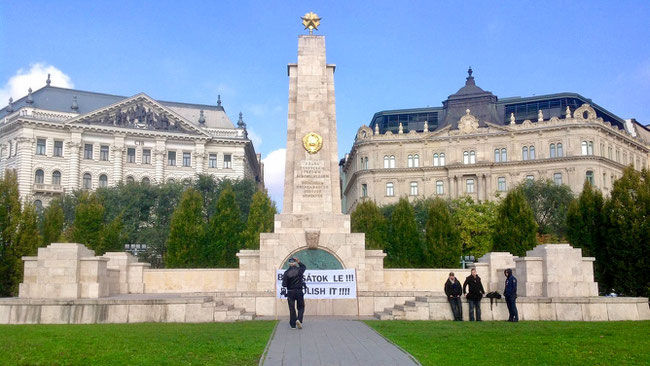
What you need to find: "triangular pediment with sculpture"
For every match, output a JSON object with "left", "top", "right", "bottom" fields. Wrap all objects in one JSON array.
[{"left": 65, "top": 93, "right": 208, "bottom": 136}]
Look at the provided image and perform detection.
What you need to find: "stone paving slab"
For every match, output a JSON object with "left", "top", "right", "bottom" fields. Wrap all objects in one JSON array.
[{"left": 261, "top": 319, "right": 419, "bottom": 366}]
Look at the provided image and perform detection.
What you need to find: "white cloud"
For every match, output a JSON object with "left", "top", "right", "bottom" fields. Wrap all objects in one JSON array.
[
  {"left": 247, "top": 128, "right": 263, "bottom": 150},
  {"left": 262, "top": 148, "right": 286, "bottom": 209},
  {"left": 0, "top": 63, "right": 74, "bottom": 103}
]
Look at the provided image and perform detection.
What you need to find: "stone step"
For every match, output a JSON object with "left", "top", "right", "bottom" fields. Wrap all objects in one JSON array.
[
  {"left": 415, "top": 296, "right": 445, "bottom": 303},
  {"left": 214, "top": 304, "right": 234, "bottom": 311},
  {"left": 374, "top": 312, "right": 393, "bottom": 320},
  {"left": 227, "top": 307, "right": 244, "bottom": 317},
  {"left": 394, "top": 304, "right": 416, "bottom": 312}
]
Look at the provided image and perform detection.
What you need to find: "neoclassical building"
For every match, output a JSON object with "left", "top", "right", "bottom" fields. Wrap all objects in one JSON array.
[
  {"left": 340, "top": 69, "right": 650, "bottom": 213},
  {"left": 0, "top": 76, "right": 263, "bottom": 208}
]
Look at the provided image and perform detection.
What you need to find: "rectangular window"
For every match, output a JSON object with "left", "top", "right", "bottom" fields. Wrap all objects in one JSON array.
[
  {"left": 183, "top": 152, "right": 191, "bottom": 167},
  {"left": 54, "top": 141, "right": 63, "bottom": 157},
  {"left": 498, "top": 177, "right": 506, "bottom": 191},
  {"left": 436, "top": 180, "right": 444, "bottom": 195},
  {"left": 466, "top": 179, "right": 475, "bottom": 193},
  {"left": 36, "top": 139, "right": 46, "bottom": 155},
  {"left": 410, "top": 182, "right": 418, "bottom": 196},
  {"left": 168, "top": 151, "right": 176, "bottom": 166},
  {"left": 142, "top": 149, "right": 151, "bottom": 164},
  {"left": 586, "top": 171, "right": 594, "bottom": 185},
  {"left": 84, "top": 144, "right": 93, "bottom": 159},
  {"left": 526, "top": 175, "right": 534, "bottom": 181},
  {"left": 386, "top": 182, "right": 394, "bottom": 196},
  {"left": 127, "top": 148, "right": 136, "bottom": 163},
  {"left": 361, "top": 184, "right": 368, "bottom": 197},
  {"left": 224, "top": 154, "right": 232, "bottom": 169},
  {"left": 209, "top": 153, "right": 217, "bottom": 168},
  {"left": 100, "top": 145, "right": 110, "bottom": 161},
  {"left": 554, "top": 173, "right": 562, "bottom": 185}
]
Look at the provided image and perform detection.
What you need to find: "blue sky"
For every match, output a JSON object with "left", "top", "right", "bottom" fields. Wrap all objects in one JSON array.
[{"left": 2, "top": 1, "right": 649, "bottom": 207}]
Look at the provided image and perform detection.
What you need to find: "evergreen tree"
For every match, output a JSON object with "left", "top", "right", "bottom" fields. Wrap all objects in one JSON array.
[
  {"left": 70, "top": 192, "right": 105, "bottom": 252},
  {"left": 386, "top": 197, "right": 422, "bottom": 267},
  {"left": 0, "top": 170, "right": 22, "bottom": 296},
  {"left": 165, "top": 188, "right": 206, "bottom": 268},
  {"left": 566, "top": 181, "right": 604, "bottom": 258},
  {"left": 425, "top": 198, "right": 461, "bottom": 267},
  {"left": 41, "top": 199, "right": 65, "bottom": 246},
  {"left": 601, "top": 167, "right": 649, "bottom": 297},
  {"left": 242, "top": 190, "right": 276, "bottom": 249},
  {"left": 351, "top": 200, "right": 388, "bottom": 250},
  {"left": 97, "top": 214, "right": 126, "bottom": 255},
  {"left": 492, "top": 188, "right": 538, "bottom": 256},
  {"left": 207, "top": 185, "right": 243, "bottom": 268},
  {"left": 11, "top": 203, "right": 42, "bottom": 295}
]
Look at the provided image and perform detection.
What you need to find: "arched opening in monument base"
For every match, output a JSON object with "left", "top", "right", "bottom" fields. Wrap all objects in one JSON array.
[{"left": 279, "top": 248, "right": 344, "bottom": 270}]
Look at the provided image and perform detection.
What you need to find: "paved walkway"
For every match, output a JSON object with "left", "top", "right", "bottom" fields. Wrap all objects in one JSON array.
[{"left": 261, "top": 319, "right": 420, "bottom": 366}]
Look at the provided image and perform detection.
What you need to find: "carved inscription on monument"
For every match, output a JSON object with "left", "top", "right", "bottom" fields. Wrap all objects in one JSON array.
[{"left": 296, "top": 160, "right": 330, "bottom": 199}]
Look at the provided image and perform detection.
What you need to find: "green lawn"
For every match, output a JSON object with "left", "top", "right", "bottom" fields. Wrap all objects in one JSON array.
[
  {"left": 366, "top": 320, "right": 650, "bottom": 366},
  {"left": 0, "top": 321, "right": 277, "bottom": 366}
]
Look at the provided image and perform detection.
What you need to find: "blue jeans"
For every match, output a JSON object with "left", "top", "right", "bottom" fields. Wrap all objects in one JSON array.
[
  {"left": 505, "top": 295, "right": 518, "bottom": 322},
  {"left": 448, "top": 297, "right": 462, "bottom": 321},
  {"left": 468, "top": 299, "right": 481, "bottom": 321}
]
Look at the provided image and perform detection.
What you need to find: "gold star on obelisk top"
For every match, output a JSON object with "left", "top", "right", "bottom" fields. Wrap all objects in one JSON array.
[{"left": 301, "top": 12, "right": 321, "bottom": 35}]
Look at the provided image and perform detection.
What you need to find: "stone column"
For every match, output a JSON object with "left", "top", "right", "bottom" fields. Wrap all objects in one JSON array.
[
  {"left": 194, "top": 141, "right": 205, "bottom": 175},
  {"left": 154, "top": 138, "right": 166, "bottom": 184},
  {"left": 16, "top": 136, "right": 34, "bottom": 201},
  {"left": 112, "top": 147, "right": 124, "bottom": 184},
  {"left": 66, "top": 142, "right": 81, "bottom": 191}
]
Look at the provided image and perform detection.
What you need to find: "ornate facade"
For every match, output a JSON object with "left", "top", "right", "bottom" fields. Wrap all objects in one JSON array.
[
  {"left": 0, "top": 80, "right": 263, "bottom": 207},
  {"left": 341, "top": 69, "right": 650, "bottom": 213}
]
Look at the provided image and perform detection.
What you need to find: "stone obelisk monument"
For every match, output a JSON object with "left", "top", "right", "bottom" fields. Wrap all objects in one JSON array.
[{"left": 236, "top": 14, "right": 386, "bottom": 316}]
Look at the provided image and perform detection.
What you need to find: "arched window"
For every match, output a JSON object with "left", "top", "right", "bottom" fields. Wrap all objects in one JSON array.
[
  {"left": 413, "top": 154, "right": 419, "bottom": 167},
  {"left": 494, "top": 149, "right": 500, "bottom": 162},
  {"left": 585, "top": 170, "right": 594, "bottom": 184},
  {"left": 463, "top": 151, "right": 469, "bottom": 164},
  {"left": 386, "top": 182, "right": 394, "bottom": 196},
  {"left": 99, "top": 174, "right": 108, "bottom": 188},
  {"left": 364, "top": 157, "right": 368, "bottom": 169},
  {"left": 34, "top": 200, "right": 43, "bottom": 213},
  {"left": 557, "top": 143, "right": 563, "bottom": 157},
  {"left": 433, "top": 153, "right": 439, "bottom": 167},
  {"left": 407, "top": 154, "right": 413, "bottom": 168},
  {"left": 142, "top": 177, "right": 150, "bottom": 185},
  {"left": 34, "top": 169, "right": 44, "bottom": 184},
  {"left": 582, "top": 141, "right": 588, "bottom": 155},
  {"left": 500, "top": 148, "right": 507, "bottom": 162},
  {"left": 361, "top": 184, "right": 368, "bottom": 197},
  {"left": 550, "top": 143, "right": 556, "bottom": 158},
  {"left": 389, "top": 155, "right": 395, "bottom": 168},
  {"left": 470, "top": 150, "right": 476, "bottom": 164},
  {"left": 384, "top": 155, "right": 389, "bottom": 168},
  {"left": 553, "top": 173, "right": 562, "bottom": 185},
  {"left": 522, "top": 146, "right": 528, "bottom": 160},
  {"left": 588, "top": 141, "right": 594, "bottom": 155},
  {"left": 529, "top": 146, "right": 535, "bottom": 160},
  {"left": 52, "top": 171, "right": 61, "bottom": 186},
  {"left": 410, "top": 182, "right": 418, "bottom": 196},
  {"left": 83, "top": 173, "right": 92, "bottom": 189},
  {"left": 167, "top": 178, "right": 175, "bottom": 184},
  {"left": 440, "top": 153, "right": 445, "bottom": 166},
  {"left": 126, "top": 176, "right": 135, "bottom": 184},
  {"left": 498, "top": 177, "right": 506, "bottom": 191},
  {"left": 360, "top": 157, "right": 364, "bottom": 169}
]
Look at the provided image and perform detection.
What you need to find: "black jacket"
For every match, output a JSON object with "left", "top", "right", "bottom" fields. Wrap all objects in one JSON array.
[
  {"left": 444, "top": 278, "right": 462, "bottom": 298},
  {"left": 282, "top": 263, "right": 306, "bottom": 290},
  {"left": 463, "top": 275, "right": 485, "bottom": 301}
]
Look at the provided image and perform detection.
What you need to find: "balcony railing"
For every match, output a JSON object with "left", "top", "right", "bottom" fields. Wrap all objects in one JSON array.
[{"left": 33, "top": 183, "right": 65, "bottom": 194}]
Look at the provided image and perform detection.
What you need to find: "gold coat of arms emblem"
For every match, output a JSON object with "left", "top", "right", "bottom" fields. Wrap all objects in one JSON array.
[{"left": 302, "top": 132, "right": 323, "bottom": 154}]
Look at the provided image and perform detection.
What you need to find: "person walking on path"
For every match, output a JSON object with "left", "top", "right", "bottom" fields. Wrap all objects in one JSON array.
[
  {"left": 463, "top": 268, "right": 485, "bottom": 321},
  {"left": 444, "top": 272, "right": 463, "bottom": 321},
  {"left": 282, "top": 257, "right": 306, "bottom": 329},
  {"left": 504, "top": 268, "right": 518, "bottom": 322}
]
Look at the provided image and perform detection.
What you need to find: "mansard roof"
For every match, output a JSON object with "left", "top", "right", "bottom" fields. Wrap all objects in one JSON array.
[
  {"left": 368, "top": 69, "right": 639, "bottom": 135},
  {"left": 0, "top": 85, "right": 235, "bottom": 129}
]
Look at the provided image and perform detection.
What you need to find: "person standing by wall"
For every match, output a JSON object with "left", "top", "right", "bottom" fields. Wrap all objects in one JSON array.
[
  {"left": 504, "top": 268, "right": 518, "bottom": 322},
  {"left": 282, "top": 257, "right": 307, "bottom": 329},
  {"left": 444, "top": 272, "right": 463, "bottom": 321},
  {"left": 463, "top": 268, "right": 485, "bottom": 321}
]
